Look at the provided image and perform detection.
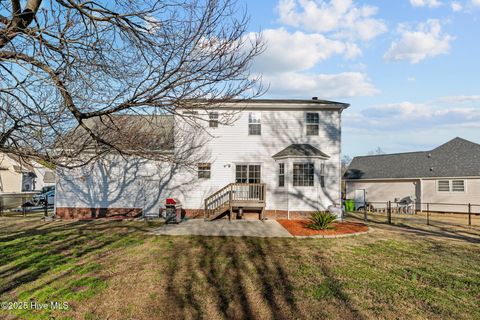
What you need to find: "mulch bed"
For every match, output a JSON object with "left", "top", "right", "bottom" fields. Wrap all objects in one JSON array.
[{"left": 277, "top": 219, "right": 369, "bottom": 236}]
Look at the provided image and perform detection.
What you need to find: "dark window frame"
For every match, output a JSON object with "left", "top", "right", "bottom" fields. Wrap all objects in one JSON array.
[
  {"left": 209, "top": 112, "right": 219, "bottom": 128},
  {"left": 306, "top": 112, "right": 319, "bottom": 136},
  {"left": 198, "top": 163, "right": 211, "bottom": 179},
  {"left": 248, "top": 112, "right": 261, "bottom": 135},
  {"left": 293, "top": 162, "right": 314, "bottom": 187},
  {"left": 278, "top": 163, "right": 285, "bottom": 187}
]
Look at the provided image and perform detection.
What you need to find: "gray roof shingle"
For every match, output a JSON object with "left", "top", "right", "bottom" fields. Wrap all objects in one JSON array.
[
  {"left": 272, "top": 144, "right": 330, "bottom": 159},
  {"left": 344, "top": 137, "right": 480, "bottom": 180}
]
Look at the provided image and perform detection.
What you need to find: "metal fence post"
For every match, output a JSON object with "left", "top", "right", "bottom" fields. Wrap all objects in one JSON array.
[
  {"left": 468, "top": 203, "right": 472, "bottom": 226},
  {"left": 426, "top": 203, "right": 430, "bottom": 226},
  {"left": 364, "top": 199, "right": 367, "bottom": 222},
  {"left": 387, "top": 201, "right": 392, "bottom": 225}
]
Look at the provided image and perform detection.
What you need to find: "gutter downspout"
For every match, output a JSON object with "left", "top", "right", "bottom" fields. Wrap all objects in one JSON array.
[{"left": 286, "top": 158, "right": 290, "bottom": 220}]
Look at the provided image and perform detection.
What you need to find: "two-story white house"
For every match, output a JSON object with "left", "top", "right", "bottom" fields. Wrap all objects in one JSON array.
[{"left": 55, "top": 99, "right": 349, "bottom": 220}]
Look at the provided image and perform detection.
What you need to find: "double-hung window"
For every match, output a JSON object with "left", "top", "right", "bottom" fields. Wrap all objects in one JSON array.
[
  {"left": 320, "top": 163, "right": 325, "bottom": 188},
  {"left": 278, "top": 163, "right": 285, "bottom": 187},
  {"left": 248, "top": 112, "right": 261, "bottom": 135},
  {"left": 306, "top": 112, "right": 319, "bottom": 136},
  {"left": 209, "top": 112, "right": 219, "bottom": 128},
  {"left": 293, "top": 163, "right": 314, "bottom": 187},
  {"left": 198, "top": 163, "right": 211, "bottom": 179}
]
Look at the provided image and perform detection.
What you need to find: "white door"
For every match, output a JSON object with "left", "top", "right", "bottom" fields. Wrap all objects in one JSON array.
[{"left": 354, "top": 189, "right": 366, "bottom": 210}]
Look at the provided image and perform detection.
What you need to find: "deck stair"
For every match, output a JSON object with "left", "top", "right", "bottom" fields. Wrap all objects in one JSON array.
[{"left": 204, "top": 183, "right": 266, "bottom": 220}]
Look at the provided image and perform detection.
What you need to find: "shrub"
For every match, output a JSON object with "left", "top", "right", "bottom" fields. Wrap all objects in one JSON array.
[{"left": 307, "top": 211, "right": 337, "bottom": 230}]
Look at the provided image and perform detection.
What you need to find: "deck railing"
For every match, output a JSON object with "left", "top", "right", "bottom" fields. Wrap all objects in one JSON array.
[{"left": 204, "top": 183, "right": 266, "bottom": 219}]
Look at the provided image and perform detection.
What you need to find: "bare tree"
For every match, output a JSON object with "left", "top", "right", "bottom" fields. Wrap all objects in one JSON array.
[
  {"left": 341, "top": 155, "right": 351, "bottom": 174},
  {"left": 0, "top": 0, "right": 263, "bottom": 167},
  {"left": 367, "top": 147, "right": 386, "bottom": 156}
]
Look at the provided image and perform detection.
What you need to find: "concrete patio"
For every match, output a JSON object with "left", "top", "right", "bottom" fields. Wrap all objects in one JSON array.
[{"left": 150, "top": 219, "right": 293, "bottom": 238}]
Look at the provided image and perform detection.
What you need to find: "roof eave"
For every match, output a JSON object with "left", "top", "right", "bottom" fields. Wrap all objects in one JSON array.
[{"left": 272, "top": 155, "right": 330, "bottom": 160}]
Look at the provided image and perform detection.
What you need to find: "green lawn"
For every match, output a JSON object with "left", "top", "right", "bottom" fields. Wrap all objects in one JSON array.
[{"left": 0, "top": 215, "right": 479, "bottom": 320}]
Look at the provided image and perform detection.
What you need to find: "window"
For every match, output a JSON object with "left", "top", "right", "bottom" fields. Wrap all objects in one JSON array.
[
  {"left": 248, "top": 112, "right": 261, "bottom": 135},
  {"left": 437, "top": 179, "right": 465, "bottom": 192},
  {"left": 306, "top": 112, "right": 319, "bottom": 136},
  {"left": 235, "top": 165, "right": 261, "bottom": 183},
  {"left": 198, "top": 163, "right": 211, "bottom": 179},
  {"left": 209, "top": 112, "right": 219, "bottom": 128},
  {"left": 278, "top": 163, "right": 285, "bottom": 187},
  {"left": 437, "top": 180, "right": 450, "bottom": 192},
  {"left": 452, "top": 180, "right": 465, "bottom": 192},
  {"left": 293, "top": 163, "right": 314, "bottom": 187},
  {"left": 320, "top": 163, "right": 325, "bottom": 188}
]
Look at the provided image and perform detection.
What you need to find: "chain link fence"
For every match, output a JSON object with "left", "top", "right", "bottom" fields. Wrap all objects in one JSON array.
[
  {"left": 344, "top": 200, "right": 480, "bottom": 227},
  {"left": 0, "top": 194, "right": 54, "bottom": 218}
]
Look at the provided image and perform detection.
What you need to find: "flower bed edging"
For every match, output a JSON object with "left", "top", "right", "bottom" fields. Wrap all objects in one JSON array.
[
  {"left": 277, "top": 219, "right": 371, "bottom": 238},
  {"left": 291, "top": 228, "right": 373, "bottom": 239}
]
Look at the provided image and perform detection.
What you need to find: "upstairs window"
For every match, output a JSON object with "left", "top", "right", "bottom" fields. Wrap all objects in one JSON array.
[
  {"left": 293, "top": 163, "right": 314, "bottom": 187},
  {"left": 306, "top": 112, "right": 319, "bottom": 136},
  {"left": 209, "top": 112, "right": 219, "bottom": 128},
  {"left": 248, "top": 112, "right": 261, "bottom": 135},
  {"left": 198, "top": 163, "right": 211, "bottom": 179},
  {"left": 278, "top": 163, "right": 285, "bottom": 187}
]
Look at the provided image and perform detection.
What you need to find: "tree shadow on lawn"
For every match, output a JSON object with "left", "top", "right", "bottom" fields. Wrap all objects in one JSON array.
[
  {"left": 0, "top": 219, "right": 147, "bottom": 297},
  {"left": 160, "top": 235, "right": 365, "bottom": 320},
  {"left": 346, "top": 213, "right": 480, "bottom": 244}
]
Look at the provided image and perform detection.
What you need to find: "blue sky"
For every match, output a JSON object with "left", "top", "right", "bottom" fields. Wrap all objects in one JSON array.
[{"left": 243, "top": 0, "right": 480, "bottom": 157}]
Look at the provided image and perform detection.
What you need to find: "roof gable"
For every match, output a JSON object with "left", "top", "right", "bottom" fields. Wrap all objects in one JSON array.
[
  {"left": 272, "top": 144, "right": 330, "bottom": 159},
  {"left": 344, "top": 137, "right": 480, "bottom": 180}
]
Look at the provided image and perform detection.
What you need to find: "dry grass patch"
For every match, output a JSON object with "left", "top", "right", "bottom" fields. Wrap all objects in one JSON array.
[{"left": 0, "top": 216, "right": 479, "bottom": 319}]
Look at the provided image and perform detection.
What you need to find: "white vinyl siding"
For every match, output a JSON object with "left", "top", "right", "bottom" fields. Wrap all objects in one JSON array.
[{"left": 56, "top": 106, "right": 343, "bottom": 214}]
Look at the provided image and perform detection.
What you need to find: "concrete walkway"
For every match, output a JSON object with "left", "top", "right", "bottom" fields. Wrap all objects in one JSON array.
[{"left": 150, "top": 219, "right": 293, "bottom": 238}]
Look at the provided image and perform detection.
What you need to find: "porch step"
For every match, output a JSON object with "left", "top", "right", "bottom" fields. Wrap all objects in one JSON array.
[{"left": 204, "top": 183, "right": 267, "bottom": 221}]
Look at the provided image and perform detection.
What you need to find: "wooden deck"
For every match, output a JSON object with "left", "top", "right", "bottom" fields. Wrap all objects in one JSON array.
[{"left": 204, "top": 183, "right": 266, "bottom": 220}]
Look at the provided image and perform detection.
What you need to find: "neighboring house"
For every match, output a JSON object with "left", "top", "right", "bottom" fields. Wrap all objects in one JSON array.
[
  {"left": 0, "top": 153, "right": 55, "bottom": 194},
  {"left": 55, "top": 98, "right": 349, "bottom": 219},
  {"left": 344, "top": 137, "right": 480, "bottom": 213},
  {"left": 0, "top": 153, "right": 56, "bottom": 208}
]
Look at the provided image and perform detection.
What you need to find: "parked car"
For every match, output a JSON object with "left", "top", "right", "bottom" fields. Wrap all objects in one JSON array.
[{"left": 33, "top": 189, "right": 55, "bottom": 206}]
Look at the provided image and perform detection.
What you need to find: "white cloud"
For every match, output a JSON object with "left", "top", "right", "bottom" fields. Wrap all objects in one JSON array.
[
  {"left": 473, "top": 0, "right": 480, "bottom": 7},
  {"left": 277, "top": 0, "right": 387, "bottom": 41},
  {"left": 410, "top": 0, "right": 442, "bottom": 7},
  {"left": 262, "top": 71, "right": 379, "bottom": 98},
  {"left": 345, "top": 100, "right": 480, "bottom": 131},
  {"left": 249, "top": 28, "right": 361, "bottom": 74},
  {"left": 384, "top": 19, "right": 454, "bottom": 64},
  {"left": 436, "top": 95, "right": 480, "bottom": 103},
  {"left": 451, "top": 1, "right": 463, "bottom": 11}
]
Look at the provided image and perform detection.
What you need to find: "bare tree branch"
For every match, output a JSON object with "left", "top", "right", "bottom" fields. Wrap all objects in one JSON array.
[{"left": 0, "top": 0, "right": 264, "bottom": 167}]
